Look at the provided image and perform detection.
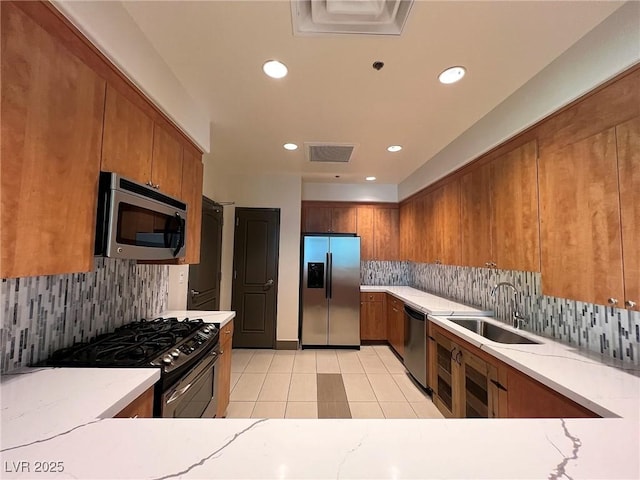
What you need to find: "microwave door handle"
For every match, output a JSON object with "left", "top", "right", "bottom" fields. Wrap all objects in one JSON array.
[{"left": 173, "top": 213, "right": 185, "bottom": 257}]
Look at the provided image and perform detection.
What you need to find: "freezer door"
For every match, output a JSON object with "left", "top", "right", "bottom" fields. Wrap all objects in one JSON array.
[
  {"left": 301, "top": 236, "right": 330, "bottom": 345},
  {"left": 328, "top": 236, "right": 361, "bottom": 346}
]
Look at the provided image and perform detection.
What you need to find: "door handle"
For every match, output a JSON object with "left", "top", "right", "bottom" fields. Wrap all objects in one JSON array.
[
  {"left": 263, "top": 279, "right": 274, "bottom": 290},
  {"left": 191, "top": 289, "right": 201, "bottom": 296}
]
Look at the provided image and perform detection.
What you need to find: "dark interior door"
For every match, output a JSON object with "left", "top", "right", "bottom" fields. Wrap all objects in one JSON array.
[
  {"left": 187, "top": 198, "right": 223, "bottom": 310},
  {"left": 231, "top": 208, "right": 280, "bottom": 348}
]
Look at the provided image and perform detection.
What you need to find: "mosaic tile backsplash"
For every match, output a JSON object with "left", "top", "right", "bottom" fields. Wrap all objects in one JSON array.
[
  {"left": 362, "top": 261, "right": 640, "bottom": 366},
  {"left": 360, "top": 261, "right": 409, "bottom": 286},
  {"left": 1, "top": 258, "right": 168, "bottom": 373}
]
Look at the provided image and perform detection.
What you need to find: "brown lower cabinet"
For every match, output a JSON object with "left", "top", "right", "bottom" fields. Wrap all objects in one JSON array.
[
  {"left": 386, "top": 294, "right": 405, "bottom": 358},
  {"left": 114, "top": 387, "right": 154, "bottom": 418},
  {"left": 360, "top": 293, "right": 386, "bottom": 341},
  {"left": 216, "top": 320, "right": 234, "bottom": 417},
  {"left": 429, "top": 323, "right": 598, "bottom": 419}
]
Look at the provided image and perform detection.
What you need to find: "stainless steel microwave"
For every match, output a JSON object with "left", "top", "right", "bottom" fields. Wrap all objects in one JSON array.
[{"left": 95, "top": 172, "right": 187, "bottom": 260}]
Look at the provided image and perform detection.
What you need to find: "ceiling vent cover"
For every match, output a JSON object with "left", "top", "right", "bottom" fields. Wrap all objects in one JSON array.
[
  {"left": 306, "top": 143, "right": 357, "bottom": 163},
  {"left": 291, "top": 0, "right": 414, "bottom": 36}
]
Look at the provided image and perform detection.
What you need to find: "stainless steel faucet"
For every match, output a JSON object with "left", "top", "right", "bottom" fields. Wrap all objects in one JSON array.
[{"left": 491, "top": 282, "right": 527, "bottom": 329}]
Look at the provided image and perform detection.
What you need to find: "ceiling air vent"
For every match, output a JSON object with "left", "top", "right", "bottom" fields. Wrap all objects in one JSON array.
[
  {"left": 306, "top": 143, "right": 357, "bottom": 163},
  {"left": 291, "top": 0, "right": 414, "bottom": 36}
]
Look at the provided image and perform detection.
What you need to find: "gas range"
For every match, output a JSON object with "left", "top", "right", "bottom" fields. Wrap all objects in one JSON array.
[{"left": 45, "top": 317, "right": 219, "bottom": 387}]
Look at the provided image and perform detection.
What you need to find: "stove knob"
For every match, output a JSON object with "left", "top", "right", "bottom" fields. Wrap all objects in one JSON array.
[
  {"left": 162, "top": 356, "right": 173, "bottom": 365},
  {"left": 203, "top": 327, "right": 210, "bottom": 334},
  {"left": 171, "top": 349, "right": 180, "bottom": 358}
]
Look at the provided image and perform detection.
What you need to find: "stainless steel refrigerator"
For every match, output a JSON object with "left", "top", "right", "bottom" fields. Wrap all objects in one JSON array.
[{"left": 301, "top": 235, "right": 360, "bottom": 347}]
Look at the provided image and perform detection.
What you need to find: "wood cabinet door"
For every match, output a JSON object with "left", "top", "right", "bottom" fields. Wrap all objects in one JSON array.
[
  {"left": 460, "top": 162, "right": 493, "bottom": 267},
  {"left": 492, "top": 141, "right": 541, "bottom": 272},
  {"left": 616, "top": 117, "right": 640, "bottom": 311},
  {"left": 114, "top": 387, "right": 154, "bottom": 418},
  {"left": 1, "top": 3, "right": 106, "bottom": 278},
  {"left": 431, "top": 180, "right": 462, "bottom": 265},
  {"left": 303, "top": 205, "right": 332, "bottom": 232},
  {"left": 386, "top": 295, "right": 404, "bottom": 357},
  {"left": 216, "top": 321, "right": 234, "bottom": 417},
  {"left": 374, "top": 207, "right": 400, "bottom": 260},
  {"left": 101, "top": 85, "right": 153, "bottom": 185},
  {"left": 432, "top": 330, "right": 458, "bottom": 418},
  {"left": 360, "top": 299, "right": 386, "bottom": 340},
  {"left": 151, "top": 124, "right": 183, "bottom": 199},
  {"left": 399, "top": 199, "right": 416, "bottom": 260},
  {"left": 356, "top": 206, "right": 374, "bottom": 260},
  {"left": 331, "top": 206, "right": 357, "bottom": 233},
  {"left": 505, "top": 367, "right": 597, "bottom": 418},
  {"left": 539, "top": 128, "right": 624, "bottom": 306},
  {"left": 181, "top": 147, "right": 204, "bottom": 264}
]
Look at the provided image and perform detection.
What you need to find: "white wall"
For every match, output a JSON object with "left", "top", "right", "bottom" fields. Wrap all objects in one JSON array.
[
  {"left": 302, "top": 182, "right": 398, "bottom": 202},
  {"left": 167, "top": 265, "right": 189, "bottom": 310},
  {"left": 399, "top": 1, "right": 640, "bottom": 200},
  {"left": 52, "top": 1, "right": 210, "bottom": 152}
]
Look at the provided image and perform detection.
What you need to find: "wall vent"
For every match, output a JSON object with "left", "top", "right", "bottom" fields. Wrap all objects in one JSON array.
[
  {"left": 306, "top": 143, "right": 357, "bottom": 163},
  {"left": 291, "top": 0, "right": 414, "bottom": 36}
]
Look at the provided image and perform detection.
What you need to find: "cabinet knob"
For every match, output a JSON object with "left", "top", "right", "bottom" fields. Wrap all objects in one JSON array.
[
  {"left": 608, "top": 298, "right": 618, "bottom": 306},
  {"left": 625, "top": 300, "right": 636, "bottom": 308}
]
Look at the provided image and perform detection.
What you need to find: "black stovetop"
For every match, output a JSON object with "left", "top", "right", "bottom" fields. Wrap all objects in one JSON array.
[{"left": 45, "top": 317, "right": 206, "bottom": 367}]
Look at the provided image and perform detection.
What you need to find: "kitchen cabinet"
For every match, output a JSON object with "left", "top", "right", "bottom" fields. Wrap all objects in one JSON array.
[
  {"left": 428, "top": 180, "right": 461, "bottom": 265},
  {"left": 102, "top": 86, "right": 184, "bottom": 199},
  {"left": 386, "top": 295, "right": 405, "bottom": 357},
  {"left": 505, "top": 366, "right": 597, "bottom": 418},
  {"left": 460, "top": 162, "right": 494, "bottom": 268},
  {"left": 150, "top": 124, "right": 183, "bottom": 199},
  {"left": 538, "top": 128, "right": 624, "bottom": 306},
  {"left": 360, "top": 292, "right": 386, "bottom": 341},
  {"left": 356, "top": 205, "right": 400, "bottom": 261},
  {"left": 302, "top": 203, "right": 356, "bottom": 233},
  {"left": 114, "top": 387, "right": 154, "bottom": 418},
  {"left": 180, "top": 146, "right": 204, "bottom": 264},
  {"left": 431, "top": 328, "right": 460, "bottom": 417},
  {"left": 616, "top": 116, "right": 640, "bottom": 311},
  {"left": 1, "top": 2, "right": 106, "bottom": 278},
  {"left": 101, "top": 85, "right": 154, "bottom": 185},
  {"left": 491, "top": 141, "right": 540, "bottom": 272},
  {"left": 216, "top": 320, "right": 234, "bottom": 417},
  {"left": 373, "top": 207, "right": 400, "bottom": 261},
  {"left": 399, "top": 198, "right": 418, "bottom": 261}
]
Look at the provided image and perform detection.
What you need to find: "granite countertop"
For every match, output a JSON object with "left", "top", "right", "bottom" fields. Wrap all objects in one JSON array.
[{"left": 1, "top": 303, "right": 638, "bottom": 479}]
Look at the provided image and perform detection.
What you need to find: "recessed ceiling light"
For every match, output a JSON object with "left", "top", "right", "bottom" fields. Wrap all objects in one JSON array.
[
  {"left": 438, "top": 66, "right": 466, "bottom": 84},
  {"left": 283, "top": 143, "right": 298, "bottom": 151},
  {"left": 387, "top": 145, "right": 402, "bottom": 152},
  {"left": 263, "top": 60, "right": 288, "bottom": 79},
  {"left": 366, "top": 176, "right": 376, "bottom": 181}
]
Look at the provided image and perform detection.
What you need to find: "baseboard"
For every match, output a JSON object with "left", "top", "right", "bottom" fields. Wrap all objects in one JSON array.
[{"left": 276, "top": 340, "right": 299, "bottom": 350}]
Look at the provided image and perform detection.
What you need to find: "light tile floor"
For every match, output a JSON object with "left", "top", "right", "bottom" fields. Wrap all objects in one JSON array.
[{"left": 226, "top": 345, "right": 445, "bottom": 419}]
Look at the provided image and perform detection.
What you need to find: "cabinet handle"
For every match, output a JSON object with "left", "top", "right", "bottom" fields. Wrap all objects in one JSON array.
[
  {"left": 455, "top": 351, "right": 462, "bottom": 365},
  {"left": 608, "top": 298, "right": 618, "bottom": 306},
  {"left": 146, "top": 181, "right": 153, "bottom": 187},
  {"left": 625, "top": 300, "right": 636, "bottom": 308},
  {"left": 490, "top": 379, "right": 507, "bottom": 391},
  {"left": 450, "top": 347, "right": 457, "bottom": 360},
  {"left": 155, "top": 184, "right": 160, "bottom": 190}
]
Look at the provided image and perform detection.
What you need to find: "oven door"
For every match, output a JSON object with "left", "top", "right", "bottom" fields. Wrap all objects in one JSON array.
[{"left": 162, "top": 348, "right": 219, "bottom": 418}]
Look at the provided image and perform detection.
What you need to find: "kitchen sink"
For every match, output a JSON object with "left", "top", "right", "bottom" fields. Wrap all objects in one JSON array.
[{"left": 448, "top": 318, "right": 540, "bottom": 344}]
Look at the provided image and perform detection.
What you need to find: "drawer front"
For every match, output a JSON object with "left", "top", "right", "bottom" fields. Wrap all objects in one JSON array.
[
  {"left": 387, "top": 294, "right": 403, "bottom": 308},
  {"left": 360, "top": 292, "right": 385, "bottom": 302},
  {"left": 221, "top": 319, "right": 234, "bottom": 340}
]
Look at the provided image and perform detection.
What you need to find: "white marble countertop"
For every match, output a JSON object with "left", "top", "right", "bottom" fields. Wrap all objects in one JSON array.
[{"left": 361, "top": 285, "right": 492, "bottom": 316}]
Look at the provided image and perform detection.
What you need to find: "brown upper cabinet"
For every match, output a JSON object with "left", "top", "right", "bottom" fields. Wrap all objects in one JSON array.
[
  {"left": 428, "top": 180, "right": 461, "bottom": 265},
  {"left": 460, "top": 141, "right": 539, "bottom": 271},
  {"left": 460, "top": 162, "right": 493, "bottom": 268},
  {"left": 101, "top": 85, "right": 154, "bottom": 185},
  {"left": 1, "top": 2, "right": 106, "bottom": 278},
  {"left": 352, "top": 204, "right": 401, "bottom": 261},
  {"left": 181, "top": 147, "right": 204, "bottom": 264},
  {"left": 302, "top": 203, "right": 356, "bottom": 233},
  {"left": 102, "top": 86, "right": 184, "bottom": 199},
  {"left": 538, "top": 128, "right": 624, "bottom": 306},
  {"left": 616, "top": 116, "right": 640, "bottom": 311}
]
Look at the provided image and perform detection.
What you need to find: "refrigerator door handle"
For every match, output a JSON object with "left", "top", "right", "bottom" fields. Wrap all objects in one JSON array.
[
  {"left": 325, "top": 252, "right": 330, "bottom": 299},
  {"left": 328, "top": 252, "right": 333, "bottom": 299}
]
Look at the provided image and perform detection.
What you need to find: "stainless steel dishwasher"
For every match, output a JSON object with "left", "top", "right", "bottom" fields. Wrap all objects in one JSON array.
[{"left": 403, "top": 305, "right": 427, "bottom": 389}]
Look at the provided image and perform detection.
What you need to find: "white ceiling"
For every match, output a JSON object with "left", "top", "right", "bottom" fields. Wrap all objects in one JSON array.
[{"left": 122, "top": 1, "right": 623, "bottom": 185}]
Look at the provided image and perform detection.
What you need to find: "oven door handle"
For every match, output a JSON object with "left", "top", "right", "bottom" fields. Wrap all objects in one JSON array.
[{"left": 167, "top": 382, "right": 193, "bottom": 404}]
